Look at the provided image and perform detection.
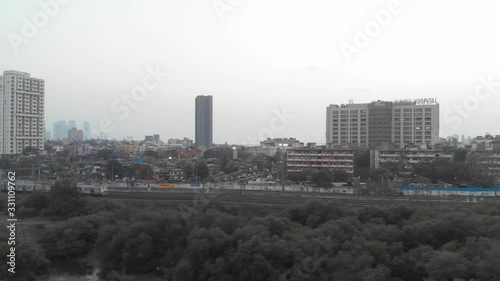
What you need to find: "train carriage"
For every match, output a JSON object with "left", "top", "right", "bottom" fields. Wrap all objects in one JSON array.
[{"left": 402, "top": 185, "right": 500, "bottom": 197}]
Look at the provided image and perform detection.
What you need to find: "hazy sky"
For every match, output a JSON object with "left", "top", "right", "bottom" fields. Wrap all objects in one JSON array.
[{"left": 1, "top": 0, "right": 499, "bottom": 144}]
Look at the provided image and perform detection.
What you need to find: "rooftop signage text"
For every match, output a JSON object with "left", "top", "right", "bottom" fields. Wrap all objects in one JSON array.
[{"left": 394, "top": 98, "right": 437, "bottom": 105}]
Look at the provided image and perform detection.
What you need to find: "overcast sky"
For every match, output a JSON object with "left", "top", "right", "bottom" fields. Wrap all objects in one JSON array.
[{"left": 1, "top": 0, "right": 499, "bottom": 144}]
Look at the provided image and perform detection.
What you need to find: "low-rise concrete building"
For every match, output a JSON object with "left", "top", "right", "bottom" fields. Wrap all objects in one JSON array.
[
  {"left": 68, "top": 127, "right": 83, "bottom": 142},
  {"left": 286, "top": 148, "right": 355, "bottom": 175},
  {"left": 370, "top": 149, "right": 454, "bottom": 169},
  {"left": 254, "top": 138, "right": 304, "bottom": 156},
  {"left": 467, "top": 150, "right": 500, "bottom": 182},
  {"left": 471, "top": 134, "right": 500, "bottom": 151}
]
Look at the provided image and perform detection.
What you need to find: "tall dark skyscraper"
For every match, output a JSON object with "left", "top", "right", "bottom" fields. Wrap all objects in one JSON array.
[{"left": 195, "top": 95, "right": 213, "bottom": 148}]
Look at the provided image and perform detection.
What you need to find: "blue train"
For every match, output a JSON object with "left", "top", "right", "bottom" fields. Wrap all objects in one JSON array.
[{"left": 402, "top": 185, "right": 500, "bottom": 197}]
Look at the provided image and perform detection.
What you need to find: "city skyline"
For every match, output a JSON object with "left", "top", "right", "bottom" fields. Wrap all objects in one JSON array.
[
  {"left": 2, "top": 2, "right": 500, "bottom": 281},
  {"left": 51, "top": 119, "right": 91, "bottom": 140},
  {"left": 5, "top": 81, "right": 497, "bottom": 146},
  {"left": 1, "top": 0, "right": 499, "bottom": 144},
  {"left": 29, "top": 93, "right": 500, "bottom": 144}
]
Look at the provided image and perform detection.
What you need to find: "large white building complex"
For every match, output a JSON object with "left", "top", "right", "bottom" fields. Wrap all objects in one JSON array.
[
  {"left": 326, "top": 99, "right": 439, "bottom": 148},
  {"left": 0, "top": 70, "right": 45, "bottom": 155}
]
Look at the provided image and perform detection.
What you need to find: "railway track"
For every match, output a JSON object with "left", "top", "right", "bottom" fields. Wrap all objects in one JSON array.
[{"left": 102, "top": 190, "right": 489, "bottom": 209}]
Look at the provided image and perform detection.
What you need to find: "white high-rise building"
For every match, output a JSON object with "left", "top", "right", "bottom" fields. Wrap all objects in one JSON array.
[
  {"left": 326, "top": 103, "right": 369, "bottom": 146},
  {"left": 392, "top": 101, "right": 439, "bottom": 146},
  {"left": 0, "top": 71, "right": 45, "bottom": 155},
  {"left": 326, "top": 99, "right": 439, "bottom": 147}
]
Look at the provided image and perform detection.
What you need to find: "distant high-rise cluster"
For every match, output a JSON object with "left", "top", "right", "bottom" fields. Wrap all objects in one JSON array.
[
  {"left": 144, "top": 134, "right": 161, "bottom": 144},
  {"left": 326, "top": 100, "right": 439, "bottom": 147},
  {"left": 83, "top": 121, "right": 91, "bottom": 140},
  {"left": 52, "top": 120, "right": 91, "bottom": 140},
  {"left": 195, "top": 95, "right": 213, "bottom": 148},
  {"left": 0, "top": 70, "right": 45, "bottom": 154},
  {"left": 53, "top": 120, "right": 68, "bottom": 140}
]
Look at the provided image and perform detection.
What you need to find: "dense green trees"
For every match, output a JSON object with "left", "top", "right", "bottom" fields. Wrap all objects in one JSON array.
[
  {"left": 0, "top": 157, "right": 12, "bottom": 169},
  {"left": 16, "top": 180, "right": 86, "bottom": 218},
  {"left": 203, "top": 147, "right": 234, "bottom": 160},
  {"left": 143, "top": 150, "right": 161, "bottom": 159},
  {"left": 183, "top": 161, "right": 210, "bottom": 181},
  {"left": 8, "top": 190, "right": 500, "bottom": 280},
  {"left": 106, "top": 159, "right": 124, "bottom": 179},
  {"left": 128, "top": 164, "right": 153, "bottom": 179},
  {"left": 0, "top": 229, "right": 49, "bottom": 281},
  {"left": 184, "top": 162, "right": 194, "bottom": 179},
  {"left": 39, "top": 216, "right": 101, "bottom": 260},
  {"left": 15, "top": 157, "right": 40, "bottom": 170},
  {"left": 96, "top": 149, "right": 114, "bottom": 160},
  {"left": 48, "top": 180, "right": 86, "bottom": 217},
  {"left": 195, "top": 161, "right": 210, "bottom": 180},
  {"left": 311, "top": 170, "right": 333, "bottom": 187},
  {"left": 354, "top": 150, "right": 371, "bottom": 180},
  {"left": 453, "top": 148, "right": 468, "bottom": 162},
  {"left": 22, "top": 146, "right": 38, "bottom": 156},
  {"left": 137, "top": 164, "right": 153, "bottom": 179},
  {"left": 221, "top": 156, "right": 239, "bottom": 174},
  {"left": 248, "top": 154, "right": 275, "bottom": 171},
  {"left": 287, "top": 169, "right": 313, "bottom": 182},
  {"left": 413, "top": 158, "right": 495, "bottom": 186}
]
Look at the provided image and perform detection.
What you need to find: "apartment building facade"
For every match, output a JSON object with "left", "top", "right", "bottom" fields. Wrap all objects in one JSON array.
[
  {"left": 0, "top": 70, "right": 45, "bottom": 155},
  {"left": 326, "top": 103, "right": 369, "bottom": 147},
  {"left": 392, "top": 101, "right": 439, "bottom": 146},
  {"left": 370, "top": 149, "right": 453, "bottom": 169}
]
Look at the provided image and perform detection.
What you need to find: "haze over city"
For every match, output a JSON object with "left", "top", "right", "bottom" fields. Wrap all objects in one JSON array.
[
  {"left": 1, "top": 0, "right": 499, "bottom": 143},
  {"left": 4, "top": 1, "right": 500, "bottom": 281}
]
